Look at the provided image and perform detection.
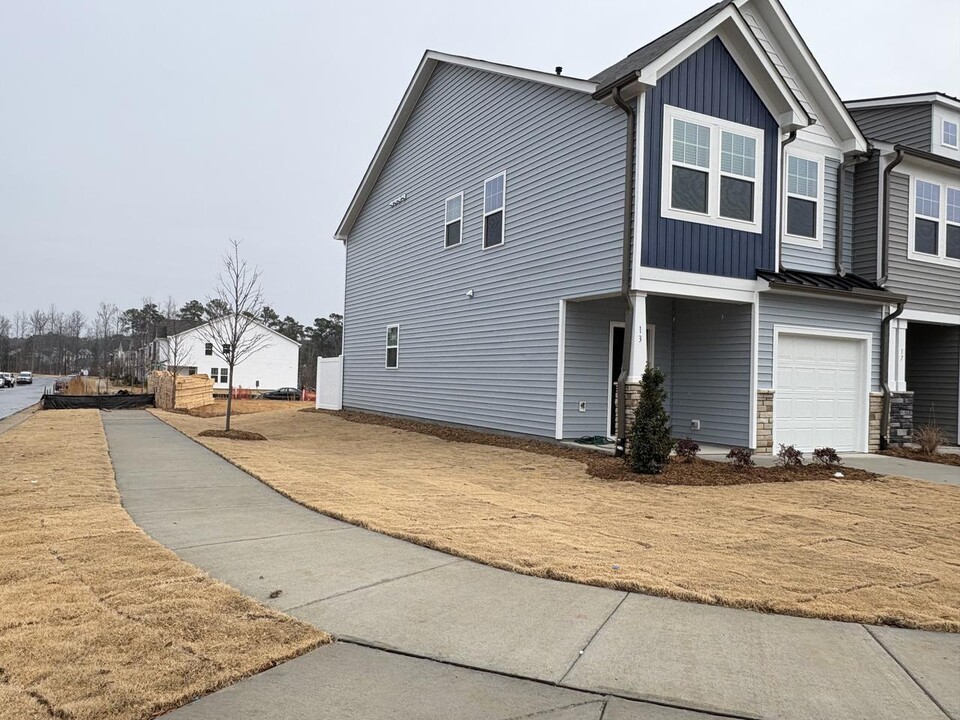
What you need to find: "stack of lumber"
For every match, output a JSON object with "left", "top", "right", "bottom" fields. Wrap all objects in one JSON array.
[{"left": 149, "top": 371, "right": 214, "bottom": 411}]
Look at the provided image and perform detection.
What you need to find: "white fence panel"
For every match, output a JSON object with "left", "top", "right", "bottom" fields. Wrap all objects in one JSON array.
[{"left": 316, "top": 356, "right": 343, "bottom": 410}]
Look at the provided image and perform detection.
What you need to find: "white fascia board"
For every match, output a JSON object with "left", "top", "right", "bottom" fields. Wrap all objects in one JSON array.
[
  {"left": 633, "top": 7, "right": 809, "bottom": 129},
  {"left": 748, "top": 0, "right": 868, "bottom": 152},
  {"left": 636, "top": 267, "right": 761, "bottom": 303},
  {"left": 846, "top": 95, "right": 960, "bottom": 113},
  {"left": 899, "top": 308, "right": 960, "bottom": 326},
  {"left": 334, "top": 51, "right": 597, "bottom": 242}
]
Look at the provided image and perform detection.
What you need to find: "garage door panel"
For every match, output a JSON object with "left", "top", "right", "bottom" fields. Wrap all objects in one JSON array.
[{"left": 775, "top": 333, "right": 866, "bottom": 453}]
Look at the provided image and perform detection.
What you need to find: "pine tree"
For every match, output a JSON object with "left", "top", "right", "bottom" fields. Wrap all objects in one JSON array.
[{"left": 629, "top": 366, "right": 675, "bottom": 474}]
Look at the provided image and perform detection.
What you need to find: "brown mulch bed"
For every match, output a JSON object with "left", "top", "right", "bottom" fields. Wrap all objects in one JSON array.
[
  {"left": 198, "top": 429, "right": 267, "bottom": 441},
  {"left": 307, "top": 408, "right": 877, "bottom": 485},
  {"left": 881, "top": 447, "right": 960, "bottom": 467}
]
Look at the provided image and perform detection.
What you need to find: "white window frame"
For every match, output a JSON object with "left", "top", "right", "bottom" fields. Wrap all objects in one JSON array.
[
  {"left": 210, "top": 367, "right": 219, "bottom": 383},
  {"left": 482, "top": 172, "right": 507, "bottom": 250},
  {"left": 942, "top": 119, "right": 959, "bottom": 150},
  {"left": 385, "top": 324, "right": 400, "bottom": 369},
  {"left": 906, "top": 171, "right": 960, "bottom": 268},
  {"left": 782, "top": 150, "right": 825, "bottom": 248},
  {"left": 443, "top": 192, "right": 463, "bottom": 248},
  {"left": 661, "top": 104, "right": 765, "bottom": 234}
]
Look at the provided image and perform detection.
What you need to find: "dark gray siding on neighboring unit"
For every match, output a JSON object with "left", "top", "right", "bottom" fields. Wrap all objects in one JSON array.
[
  {"left": 885, "top": 172, "right": 960, "bottom": 315},
  {"left": 670, "top": 299, "right": 752, "bottom": 446},
  {"left": 906, "top": 323, "right": 959, "bottom": 444},
  {"left": 342, "top": 63, "right": 626, "bottom": 437},
  {"left": 641, "top": 37, "right": 778, "bottom": 279},
  {"left": 851, "top": 152, "right": 880, "bottom": 281},
  {"left": 849, "top": 105, "right": 932, "bottom": 150},
  {"left": 758, "top": 293, "right": 882, "bottom": 391},
  {"left": 781, "top": 158, "right": 853, "bottom": 274}
]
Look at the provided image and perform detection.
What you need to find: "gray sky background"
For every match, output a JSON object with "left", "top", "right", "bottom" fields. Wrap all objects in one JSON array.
[{"left": 1, "top": 0, "right": 957, "bottom": 327}]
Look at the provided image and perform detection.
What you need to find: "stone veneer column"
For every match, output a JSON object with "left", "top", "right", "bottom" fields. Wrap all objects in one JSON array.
[
  {"left": 617, "top": 382, "right": 643, "bottom": 439},
  {"left": 886, "top": 391, "right": 914, "bottom": 446},
  {"left": 869, "top": 392, "right": 883, "bottom": 453},
  {"left": 756, "top": 389, "right": 774, "bottom": 453}
]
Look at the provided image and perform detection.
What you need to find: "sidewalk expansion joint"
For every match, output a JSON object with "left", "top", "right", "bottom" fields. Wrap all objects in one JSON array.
[
  {"left": 502, "top": 698, "right": 605, "bottom": 720},
  {"left": 285, "top": 557, "right": 465, "bottom": 611},
  {"left": 169, "top": 526, "right": 355, "bottom": 551},
  {"left": 337, "top": 638, "right": 761, "bottom": 720},
  {"left": 557, "top": 591, "right": 629, "bottom": 686},
  {"left": 861, "top": 624, "right": 955, "bottom": 720}
]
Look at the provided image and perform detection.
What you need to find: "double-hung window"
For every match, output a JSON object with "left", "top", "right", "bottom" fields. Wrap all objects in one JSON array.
[
  {"left": 483, "top": 173, "right": 506, "bottom": 248},
  {"left": 784, "top": 154, "right": 821, "bottom": 243},
  {"left": 943, "top": 120, "right": 958, "bottom": 149},
  {"left": 204, "top": 342, "right": 213, "bottom": 356},
  {"left": 909, "top": 177, "right": 960, "bottom": 264},
  {"left": 444, "top": 193, "right": 462, "bottom": 248},
  {"left": 662, "top": 105, "right": 764, "bottom": 233},
  {"left": 385, "top": 325, "right": 399, "bottom": 369}
]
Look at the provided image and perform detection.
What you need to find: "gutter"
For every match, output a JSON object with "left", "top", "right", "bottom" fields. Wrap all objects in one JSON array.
[
  {"left": 879, "top": 300, "right": 906, "bottom": 450},
  {"left": 611, "top": 86, "right": 637, "bottom": 457},
  {"left": 778, "top": 130, "right": 798, "bottom": 271},
  {"left": 764, "top": 282, "right": 906, "bottom": 305},
  {"left": 878, "top": 148, "right": 905, "bottom": 286},
  {"left": 835, "top": 153, "right": 869, "bottom": 276}
]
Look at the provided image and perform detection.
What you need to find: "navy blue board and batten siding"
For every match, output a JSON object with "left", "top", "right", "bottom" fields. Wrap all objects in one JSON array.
[
  {"left": 642, "top": 37, "right": 779, "bottom": 278},
  {"left": 342, "top": 62, "right": 626, "bottom": 438}
]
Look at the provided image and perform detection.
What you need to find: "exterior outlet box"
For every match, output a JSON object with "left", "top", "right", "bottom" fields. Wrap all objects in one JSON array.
[
  {"left": 691, "top": 419, "right": 701, "bottom": 430},
  {"left": 578, "top": 401, "right": 587, "bottom": 412}
]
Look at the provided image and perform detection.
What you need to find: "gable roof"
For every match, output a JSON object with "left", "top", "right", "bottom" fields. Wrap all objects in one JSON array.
[
  {"left": 334, "top": 51, "right": 597, "bottom": 242},
  {"left": 162, "top": 314, "right": 302, "bottom": 347},
  {"left": 845, "top": 92, "right": 960, "bottom": 112}
]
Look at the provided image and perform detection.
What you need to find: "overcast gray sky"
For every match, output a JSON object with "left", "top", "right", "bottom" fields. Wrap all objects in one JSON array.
[{"left": 1, "top": 0, "right": 957, "bottom": 326}]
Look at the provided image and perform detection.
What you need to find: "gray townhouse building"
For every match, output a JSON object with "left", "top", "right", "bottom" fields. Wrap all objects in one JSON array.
[{"left": 334, "top": 0, "right": 959, "bottom": 453}]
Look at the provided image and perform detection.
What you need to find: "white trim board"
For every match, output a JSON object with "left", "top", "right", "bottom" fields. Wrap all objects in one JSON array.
[
  {"left": 636, "top": 266, "right": 761, "bottom": 303},
  {"left": 555, "top": 300, "right": 567, "bottom": 440},
  {"left": 899, "top": 309, "right": 960, "bottom": 326},
  {"left": 771, "top": 324, "right": 872, "bottom": 454}
]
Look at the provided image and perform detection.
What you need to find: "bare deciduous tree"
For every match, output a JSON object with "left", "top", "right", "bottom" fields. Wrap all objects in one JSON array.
[
  {"left": 198, "top": 240, "right": 269, "bottom": 431},
  {"left": 157, "top": 297, "right": 192, "bottom": 406}
]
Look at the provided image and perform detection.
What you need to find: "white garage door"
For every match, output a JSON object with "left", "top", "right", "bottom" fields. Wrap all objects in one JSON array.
[{"left": 775, "top": 333, "right": 866, "bottom": 452}]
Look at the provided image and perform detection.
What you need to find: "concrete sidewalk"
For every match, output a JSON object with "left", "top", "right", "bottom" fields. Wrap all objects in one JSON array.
[{"left": 102, "top": 411, "right": 960, "bottom": 720}]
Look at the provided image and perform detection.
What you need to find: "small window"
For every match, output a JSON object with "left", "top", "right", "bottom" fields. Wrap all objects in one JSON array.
[
  {"left": 785, "top": 155, "right": 820, "bottom": 239},
  {"left": 204, "top": 343, "right": 213, "bottom": 356},
  {"left": 210, "top": 367, "right": 219, "bottom": 382},
  {"left": 222, "top": 343, "right": 231, "bottom": 356},
  {"left": 718, "top": 131, "right": 757, "bottom": 222},
  {"left": 385, "top": 325, "right": 399, "bottom": 369},
  {"left": 914, "top": 180, "right": 940, "bottom": 255},
  {"left": 483, "top": 173, "right": 506, "bottom": 248},
  {"left": 444, "top": 194, "right": 462, "bottom": 248},
  {"left": 220, "top": 369, "right": 229, "bottom": 384},
  {"left": 943, "top": 120, "right": 959, "bottom": 149}
]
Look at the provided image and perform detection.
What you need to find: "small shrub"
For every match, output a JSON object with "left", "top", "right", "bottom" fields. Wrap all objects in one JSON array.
[
  {"left": 726, "top": 447, "right": 755, "bottom": 468},
  {"left": 675, "top": 437, "right": 700, "bottom": 462},
  {"left": 775, "top": 443, "right": 804, "bottom": 467},
  {"left": 913, "top": 425, "right": 944, "bottom": 455},
  {"left": 812, "top": 447, "right": 842, "bottom": 466},
  {"left": 628, "top": 366, "right": 675, "bottom": 475}
]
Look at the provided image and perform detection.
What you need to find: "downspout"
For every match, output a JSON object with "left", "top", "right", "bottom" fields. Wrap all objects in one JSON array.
[
  {"left": 611, "top": 86, "right": 636, "bottom": 457},
  {"left": 835, "top": 153, "right": 869, "bottom": 276},
  {"left": 880, "top": 300, "right": 906, "bottom": 450},
  {"left": 778, "top": 131, "right": 798, "bottom": 271},
  {"left": 878, "top": 148, "right": 905, "bottom": 286}
]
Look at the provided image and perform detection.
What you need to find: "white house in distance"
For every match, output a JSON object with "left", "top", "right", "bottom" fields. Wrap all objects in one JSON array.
[{"left": 153, "top": 316, "right": 300, "bottom": 393}]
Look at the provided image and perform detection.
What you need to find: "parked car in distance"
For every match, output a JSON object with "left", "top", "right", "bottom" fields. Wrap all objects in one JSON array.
[
  {"left": 0, "top": 372, "right": 13, "bottom": 388},
  {"left": 259, "top": 387, "right": 301, "bottom": 400},
  {"left": 16, "top": 371, "right": 33, "bottom": 385}
]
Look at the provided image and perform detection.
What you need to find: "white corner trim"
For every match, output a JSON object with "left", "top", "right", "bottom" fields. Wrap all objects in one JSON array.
[
  {"left": 631, "top": 91, "right": 646, "bottom": 292},
  {"left": 749, "top": 293, "right": 759, "bottom": 449},
  {"left": 555, "top": 300, "right": 567, "bottom": 440}
]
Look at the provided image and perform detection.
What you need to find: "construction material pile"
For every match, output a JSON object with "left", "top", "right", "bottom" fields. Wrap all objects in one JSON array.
[{"left": 149, "top": 371, "right": 214, "bottom": 411}]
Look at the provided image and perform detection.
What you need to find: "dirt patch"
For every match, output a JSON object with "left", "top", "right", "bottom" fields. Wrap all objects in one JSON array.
[
  {"left": 0, "top": 410, "right": 327, "bottom": 720},
  {"left": 309, "top": 408, "right": 876, "bottom": 485},
  {"left": 881, "top": 446, "right": 960, "bottom": 467},
  {"left": 156, "top": 408, "right": 960, "bottom": 632},
  {"left": 184, "top": 399, "right": 313, "bottom": 418},
  {"left": 198, "top": 429, "right": 267, "bottom": 441}
]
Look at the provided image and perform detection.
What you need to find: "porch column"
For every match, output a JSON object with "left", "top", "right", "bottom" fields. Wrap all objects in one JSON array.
[
  {"left": 626, "top": 291, "right": 648, "bottom": 383},
  {"left": 887, "top": 316, "right": 907, "bottom": 393}
]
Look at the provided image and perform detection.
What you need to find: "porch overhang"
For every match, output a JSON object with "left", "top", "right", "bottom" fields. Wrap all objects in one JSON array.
[{"left": 757, "top": 269, "right": 908, "bottom": 305}]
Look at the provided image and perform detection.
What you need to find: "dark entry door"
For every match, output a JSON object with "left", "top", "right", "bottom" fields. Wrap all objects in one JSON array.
[{"left": 610, "top": 325, "right": 625, "bottom": 436}]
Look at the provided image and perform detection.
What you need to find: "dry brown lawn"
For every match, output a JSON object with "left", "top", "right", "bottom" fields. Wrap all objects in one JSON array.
[
  {"left": 0, "top": 410, "right": 327, "bottom": 720},
  {"left": 153, "top": 407, "right": 960, "bottom": 632},
  {"left": 180, "top": 399, "right": 314, "bottom": 418}
]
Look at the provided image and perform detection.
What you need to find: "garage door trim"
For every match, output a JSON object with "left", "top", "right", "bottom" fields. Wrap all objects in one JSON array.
[{"left": 772, "top": 325, "right": 872, "bottom": 454}]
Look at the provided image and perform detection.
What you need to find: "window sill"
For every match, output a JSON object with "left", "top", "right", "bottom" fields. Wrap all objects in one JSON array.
[
  {"left": 906, "top": 250, "right": 960, "bottom": 268},
  {"left": 782, "top": 233, "right": 823, "bottom": 249}
]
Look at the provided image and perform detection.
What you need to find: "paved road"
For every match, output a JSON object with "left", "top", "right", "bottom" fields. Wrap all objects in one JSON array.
[
  {"left": 102, "top": 411, "right": 960, "bottom": 720},
  {"left": 0, "top": 377, "right": 51, "bottom": 420}
]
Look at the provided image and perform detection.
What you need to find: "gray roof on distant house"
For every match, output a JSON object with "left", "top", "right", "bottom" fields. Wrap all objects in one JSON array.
[{"left": 590, "top": 0, "right": 734, "bottom": 96}]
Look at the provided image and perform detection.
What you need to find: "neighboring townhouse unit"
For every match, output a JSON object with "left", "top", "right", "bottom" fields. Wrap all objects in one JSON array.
[
  {"left": 336, "top": 0, "right": 916, "bottom": 454},
  {"left": 152, "top": 316, "right": 301, "bottom": 393},
  {"left": 847, "top": 93, "right": 960, "bottom": 445}
]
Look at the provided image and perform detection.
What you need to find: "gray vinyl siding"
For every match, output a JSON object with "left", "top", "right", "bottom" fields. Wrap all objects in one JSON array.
[
  {"left": 851, "top": 152, "right": 880, "bottom": 281},
  {"left": 906, "top": 324, "right": 959, "bottom": 444},
  {"left": 563, "top": 298, "right": 623, "bottom": 437},
  {"left": 780, "top": 157, "right": 853, "bottom": 274},
  {"left": 885, "top": 172, "right": 960, "bottom": 316},
  {"left": 342, "top": 62, "right": 625, "bottom": 437},
  {"left": 670, "top": 300, "right": 752, "bottom": 446},
  {"left": 758, "top": 293, "right": 882, "bottom": 391},
  {"left": 849, "top": 105, "right": 932, "bottom": 150}
]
